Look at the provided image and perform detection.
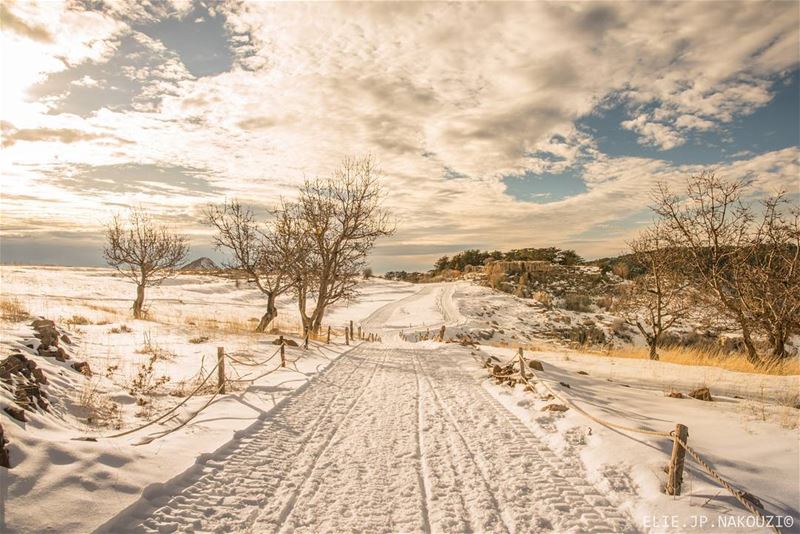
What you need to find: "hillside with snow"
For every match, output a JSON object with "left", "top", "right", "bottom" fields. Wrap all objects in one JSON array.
[{"left": 0, "top": 266, "right": 798, "bottom": 533}]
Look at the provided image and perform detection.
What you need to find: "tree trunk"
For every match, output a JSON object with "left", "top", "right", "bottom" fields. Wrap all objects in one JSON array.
[
  {"left": 738, "top": 317, "right": 760, "bottom": 365},
  {"left": 649, "top": 340, "right": 659, "bottom": 360},
  {"left": 255, "top": 294, "right": 278, "bottom": 333},
  {"left": 770, "top": 325, "right": 787, "bottom": 359},
  {"left": 311, "top": 306, "right": 325, "bottom": 334},
  {"left": 133, "top": 284, "right": 145, "bottom": 319}
]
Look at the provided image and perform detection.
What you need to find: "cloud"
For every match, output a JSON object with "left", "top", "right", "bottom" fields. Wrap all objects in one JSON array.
[
  {"left": 1, "top": 2, "right": 799, "bottom": 269},
  {"left": 0, "top": 2, "right": 53, "bottom": 43},
  {"left": 0, "top": 121, "right": 130, "bottom": 147},
  {"left": 620, "top": 115, "right": 685, "bottom": 150}
]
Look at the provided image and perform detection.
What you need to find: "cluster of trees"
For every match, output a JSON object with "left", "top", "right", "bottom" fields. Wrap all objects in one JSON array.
[
  {"left": 433, "top": 246, "right": 583, "bottom": 272},
  {"left": 104, "top": 156, "right": 393, "bottom": 332},
  {"left": 616, "top": 171, "right": 799, "bottom": 363}
]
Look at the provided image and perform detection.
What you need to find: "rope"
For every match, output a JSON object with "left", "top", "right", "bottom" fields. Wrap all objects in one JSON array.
[
  {"left": 672, "top": 433, "right": 781, "bottom": 534},
  {"left": 226, "top": 346, "right": 282, "bottom": 367},
  {"left": 494, "top": 352, "right": 672, "bottom": 438},
  {"left": 98, "top": 360, "right": 219, "bottom": 439},
  {"left": 135, "top": 388, "right": 222, "bottom": 446},
  {"left": 502, "top": 351, "right": 781, "bottom": 532}
]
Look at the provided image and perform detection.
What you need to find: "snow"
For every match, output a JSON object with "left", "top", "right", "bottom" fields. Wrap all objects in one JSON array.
[{"left": 1, "top": 266, "right": 798, "bottom": 533}]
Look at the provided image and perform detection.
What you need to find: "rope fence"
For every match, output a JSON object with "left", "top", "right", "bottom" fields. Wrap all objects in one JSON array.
[
  {"left": 74, "top": 321, "right": 380, "bottom": 445},
  {"left": 487, "top": 347, "right": 782, "bottom": 534}
]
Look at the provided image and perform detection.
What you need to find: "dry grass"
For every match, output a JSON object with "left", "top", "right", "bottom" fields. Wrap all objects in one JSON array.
[
  {"left": 66, "top": 314, "right": 92, "bottom": 326},
  {"left": 76, "top": 380, "right": 122, "bottom": 429},
  {"left": 0, "top": 297, "right": 29, "bottom": 321},
  {"left": 596, "top": 344, "right": 800, "bottom": 376}
]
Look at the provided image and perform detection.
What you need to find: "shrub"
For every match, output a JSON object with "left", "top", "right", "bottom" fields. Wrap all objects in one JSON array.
[
  {"left": 129, "top": 352, "right": 171, "bottom": 402},
  {"left": 568, "top": 324, "right": 607, "bottom": 346},
  {"left": 109, "top": 324, "right": 133, "bottom": 334},
  {"left": 532, "top": 291, "right": 553, "bottom": 308},
  {"left": 189, "top": 336, "right": 210, "bottom": 344},
  {"left": 562, "top": 293, "right": 593, "bottom": 312}
]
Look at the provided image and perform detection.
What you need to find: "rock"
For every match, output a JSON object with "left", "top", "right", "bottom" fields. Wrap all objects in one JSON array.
[
  {"left": 30, "top": 319, "right": 55, "bottom": 329},
  {"left": 528, "top": 360, "right": 544, "bottom": 371},
  {"left": 541, "top": 403, "right": 569, "bottom": 412},
  {"left": 0, "top": 354, "right": 28, "bottom": 380},
  {"left": 689, "top": 387, "right": 713, "bottom": 401},
  {"left": 577, "top": 370, "right": 589, "bottom": 375},
  {"left": 27, "top": 362, "right": 48, "bottom": 385},
  {"left": 666, "top": 391, "right": 684, "bottom": 399},
  {"left": 34, "top": 326, "right": 60, "bottom": 348},
  {"left": 0, "top": 423, "right": 9, "bottom": 468},
  {"left": 60, "top": 334, "right": 72, "bottom": 345},
  {"left": 559, "top": 381, "right": 571, "bottom": 388},
  {"left": 4, "top": 406, "right": 26, "bottom": 422},
  {"left": 71, "top": 361, "right": 92, "bottom": 377},
  {"left": 39, "top": 346, "right": 69, "bottom": 362}
]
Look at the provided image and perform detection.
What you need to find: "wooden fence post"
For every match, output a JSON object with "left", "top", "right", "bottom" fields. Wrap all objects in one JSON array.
[
  {"left": 279, "top": 335, "right": 286, "bottom": 367},
  {"left": 666, "top": 424, "right": 689, "bottom": 496},
  {"left": 217, "top": 346, "right": 226, "bottom": 394},
  {"left": 350, "top": 320, "right": 354, "bottom": 339},
  {"left": 517, "top": 347, "right": 527, "bottom": 382},
  {"left": 345, "top": 327, "right": 349, "bottom": 345},
  {"left": 358, "top": 326, "right": 362, "bottom": 340},
  {"left": 439, "top": 325, "right": 446, "bottom": 342},
  {"left": 326, "top": 326, "right": 331, "bottom": 344}
]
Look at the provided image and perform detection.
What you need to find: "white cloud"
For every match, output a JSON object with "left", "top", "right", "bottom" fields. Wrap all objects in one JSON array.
[{"left": 1, "top": 1, "right": 799, "bottom": 266}]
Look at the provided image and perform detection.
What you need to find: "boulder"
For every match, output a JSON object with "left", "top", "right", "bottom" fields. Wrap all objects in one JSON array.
[
  {"left": 39, "top": 346, "right": 69, "bottom": 361},
  {"left": 71, "top": 361, "right": 92, "bottom": 377},
  {"left": 60, "top": 334, "right": 73, "bottom": 345},
  {"left": 33, "top": 325, "right": 60, "bottom": 348},
  {"left": 30, "top": 319, "right": 55, "bottom": 329},
  {"left": 559, "top": 381, "right": 571, "bottom": 388},
  {"left": 528, "top": 360, "right": 544, "bottom": 371},
  {"left": 0, "top": 354, "right": 28, "bottom": 381},
  {"left": 4, "top": 406, "right": 26, "bottom": 422},
  {"left": 689, "top": 387, "right": 713, "bottom": 402}
]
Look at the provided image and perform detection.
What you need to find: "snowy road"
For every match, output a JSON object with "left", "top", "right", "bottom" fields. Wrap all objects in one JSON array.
[
  {"left": 360, "top": 282, "right": 465, "bottom": 332},
  {"left": 107, "top": 344, "right": 633, "bottom": 533}
]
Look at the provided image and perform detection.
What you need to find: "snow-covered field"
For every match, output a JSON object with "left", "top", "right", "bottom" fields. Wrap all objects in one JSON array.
[{"left": 1, "top": 266, "right": 798, "bottom": 533}]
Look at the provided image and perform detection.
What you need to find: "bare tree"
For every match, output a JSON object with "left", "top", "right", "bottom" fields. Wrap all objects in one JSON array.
[
  {"left": 294, "top": 156, "right": 394, "bottom": 333},
  {"left": 653, "top": 172, "right": 800, "bottom": 362},
  {"left": 652, "top": 172, "right": 762, "bottom": 362},
  {"left": 103, "top": 208, "right": 189, "bottom": 319},
  {"left": 738, "top": 194, "right": 800, "bottom": 358},
  {"left": 206, "top": 200, "right": 291, "bottom": 332},
  {"left": 615, "top": 222, "right": 692, "bottom": 359}
]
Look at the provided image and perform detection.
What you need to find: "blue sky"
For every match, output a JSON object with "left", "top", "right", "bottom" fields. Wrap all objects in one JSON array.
[{"left": 1, "top": 1, "right": 798, "bottom": 272}]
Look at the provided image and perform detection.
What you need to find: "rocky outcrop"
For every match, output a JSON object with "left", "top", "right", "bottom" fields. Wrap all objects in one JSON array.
[
  {"left": 32, "top": 318, "right": 71, "bottom": 362},
  {"left": 1, "top": 353, "right": 49, "bottom": 412}
]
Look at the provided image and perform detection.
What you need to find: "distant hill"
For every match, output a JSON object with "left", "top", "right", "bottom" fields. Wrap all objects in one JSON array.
[{"left": 181, "top": 257, "right": 219, "bottom": 271}]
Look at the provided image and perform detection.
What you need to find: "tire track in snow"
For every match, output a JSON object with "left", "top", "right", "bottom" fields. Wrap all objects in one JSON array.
[
  {"left": 416, "top": 347, "right": 635, "bottom": 533},
  {"left": 260, "top": 348, "right": 427, "bottom": 533},
  {"left": 112, "top": 346, "right": 377, "bottom": 533},
  {"left": 117, "top": 344, "right": 634, "bottom": 533}
]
